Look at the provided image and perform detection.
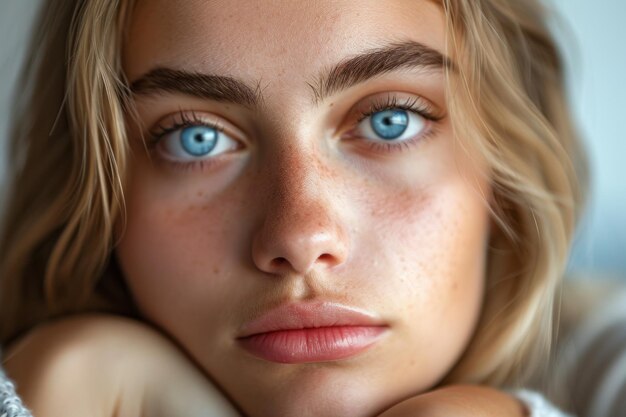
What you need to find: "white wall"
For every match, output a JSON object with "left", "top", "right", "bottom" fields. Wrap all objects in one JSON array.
[
  {"left": 0, "top": 1, "right": 624, "bottom": 275},
  {"left": 0, "top": 1, "right": 40, "bottom": 190},
  {"left": 551, "top": 0, "right": 626, "bottom": 275}
]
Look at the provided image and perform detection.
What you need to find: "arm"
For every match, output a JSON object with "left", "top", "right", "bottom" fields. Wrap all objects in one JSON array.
[
  {"left": 136, "top": 321, "right": 243, "bottom": 417},
  {"left": 2, "top": 314, "right": 241, "bottom": 417},
  {"left": 2, "top": 315, "right": 121, "bottom": 417},
  {"left": 376, "top": 384, "right": 528, "bottom": 417}
]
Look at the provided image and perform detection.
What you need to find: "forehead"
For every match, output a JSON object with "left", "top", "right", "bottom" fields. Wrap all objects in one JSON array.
[{"left": 123, "top": 0, "right": 446, "bottom": 83}]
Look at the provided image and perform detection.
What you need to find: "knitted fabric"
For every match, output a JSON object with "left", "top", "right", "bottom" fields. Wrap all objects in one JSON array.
[
  {"left": 0, "top": 370, "right": 32, "bottom": 417},
  {"left": 513, "top": 389, "right": 574, "bottom": 417}
]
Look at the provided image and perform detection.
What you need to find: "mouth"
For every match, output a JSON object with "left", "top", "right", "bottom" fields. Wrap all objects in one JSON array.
[{"left": 236, "top": 301, "right": 389, "bottom": 364}]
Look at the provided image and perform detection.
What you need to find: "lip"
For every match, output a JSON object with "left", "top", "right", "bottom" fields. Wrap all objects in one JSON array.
[{"left": 236, "top": 301, "right": 389, "bottom": 363}]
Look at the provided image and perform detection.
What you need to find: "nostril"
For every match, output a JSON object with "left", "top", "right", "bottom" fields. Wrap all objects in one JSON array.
[
  {"left": 270, "top": 257, "right": 289, "bottom": 269},
  {"left": 269, "top": 253, "right": 338, "bottom": 272},
  {"left": 318, "top": 253, "right": 335, "bottom": 264}
]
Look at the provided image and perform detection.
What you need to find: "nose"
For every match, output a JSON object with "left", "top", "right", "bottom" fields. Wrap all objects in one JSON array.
[{"left": 251, "top": 146, "right": 349, "bottom": 276}]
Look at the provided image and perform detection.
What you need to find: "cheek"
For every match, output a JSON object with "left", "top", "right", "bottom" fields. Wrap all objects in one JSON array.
[
  {"left": 364, "top": 179, "right": 488, "bottom": 296},
  {"left": 362, "top": 179, "right": 488, "bottom": 382},
  {"left": 115, "top": 173, "right": 246, "bottom": 327}
]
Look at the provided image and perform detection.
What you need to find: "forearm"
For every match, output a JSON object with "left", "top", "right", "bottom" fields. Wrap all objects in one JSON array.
[
  {"left": 377, "top": 385, "right": 528, "bottom": 417},
  {"left": 2, "top": 314, "right": 241, "bottom": 417}
]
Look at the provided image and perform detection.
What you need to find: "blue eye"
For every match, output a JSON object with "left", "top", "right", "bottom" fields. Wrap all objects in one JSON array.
[
  {"left": 180, "top": 126, "right": 218, "bottom": 156},
  {"left": 156, "top": 123, "right": 239, "bottom": 162},
  {"left": 370, "top": 110, "right": 409, "bottom": 140},
  {"left": 358, "top": 108, "right": 426, "bottom": 143}
]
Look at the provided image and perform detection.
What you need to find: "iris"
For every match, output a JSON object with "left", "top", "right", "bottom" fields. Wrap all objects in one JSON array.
[
  {"left": 180, "top": 126, "right": 218, "bottom": 156},
  {"left": 370, "top": 110, "right": 409, "bottom": 140}
]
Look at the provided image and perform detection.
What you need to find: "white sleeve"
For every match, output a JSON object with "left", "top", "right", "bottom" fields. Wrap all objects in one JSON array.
[{"left": 512, "top": 389, "right": 574, "bottom": 417}]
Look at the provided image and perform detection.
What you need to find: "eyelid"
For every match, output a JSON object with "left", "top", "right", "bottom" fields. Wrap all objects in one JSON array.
[
  {"left": 335, "top": 92, "right": 444, "bottom": 155},
  {"left": 351, "top": 92, "right": 445, "bottom": 124},
  {"left": 147, "top": 110, "right": 245, "bottom": 146},
  {"left": 338, "top": 92, "right": 444, "bottom": 142},
  {"left": 142, "top": 110, "right": 246, "bottom": 172}
]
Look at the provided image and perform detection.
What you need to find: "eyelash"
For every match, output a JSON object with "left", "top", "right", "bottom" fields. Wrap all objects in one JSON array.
[
  {"left": 146, "top": 95, "right": 444, "bottom": 171},
  {"left": 358, "top": 95, "right": 441, "bottom": 123},
  {"left": 350, "top": 95, "right": 443, "bottom": 154},
  {"left": 146, "top": 111, "right": 227, "bottom": 172},
  {"left": 147, "top": 110, "right": 225, "bottom": 145}
]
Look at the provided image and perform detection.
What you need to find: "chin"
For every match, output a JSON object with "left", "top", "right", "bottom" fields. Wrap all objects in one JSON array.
[
  {"left": 244, "top": 389, "right": 384, "bottom": 417},
  {"left": 232, "top": 366, "right": 411, "bottom": 417}
]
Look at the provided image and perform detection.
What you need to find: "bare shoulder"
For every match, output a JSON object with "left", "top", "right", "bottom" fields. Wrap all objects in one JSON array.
[
  {"left": 2, "top": 313, "right": 170, "bottom": 417},
  {"left": 3, "top": 313, "right": 241, "bottom": 417}
]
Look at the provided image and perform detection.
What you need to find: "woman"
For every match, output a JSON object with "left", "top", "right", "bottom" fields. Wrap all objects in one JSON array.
[{"left": 0, "top": 0, "right": 587, "bottom": 416}]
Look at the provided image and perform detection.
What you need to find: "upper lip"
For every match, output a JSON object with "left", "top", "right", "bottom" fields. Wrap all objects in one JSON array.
[{"left": 237, "top": 301, "right": 388, "bottom": 338}]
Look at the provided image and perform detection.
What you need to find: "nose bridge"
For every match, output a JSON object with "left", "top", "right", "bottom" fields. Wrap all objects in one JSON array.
[
  {"left": 252, "top": 141, "right": 349, "bottom": 275},
  {"left": 271, "top": 143, "right": 324, "bottom": 213}
]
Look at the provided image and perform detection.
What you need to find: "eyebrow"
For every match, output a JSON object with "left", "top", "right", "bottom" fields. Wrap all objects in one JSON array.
[
  {"left": 309, "top": 40, "right": 453, "bottom": 103},
  {"left": 129, "top": 40, "right": 453, "bottom": 107},
  {"left": 130, "top": 69, "right": 262, "bottom": 107}
]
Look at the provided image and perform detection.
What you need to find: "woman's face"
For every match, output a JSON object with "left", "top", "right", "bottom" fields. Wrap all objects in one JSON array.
[{"left": 117, "top": 1, "right": 492, "bottom": 416}]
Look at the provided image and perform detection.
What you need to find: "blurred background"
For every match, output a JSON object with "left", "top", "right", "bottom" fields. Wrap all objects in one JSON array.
[{"left": 0, "top": 0, "right": 624, "bottom": 277}]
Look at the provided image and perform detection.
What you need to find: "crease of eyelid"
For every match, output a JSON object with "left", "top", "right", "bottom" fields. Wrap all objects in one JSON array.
[
  {"left": 355, "top": 94, "right": 446, "bottom": 123},
  {"left": 148, "top": 109, "right": 225, "bottom": 140}
]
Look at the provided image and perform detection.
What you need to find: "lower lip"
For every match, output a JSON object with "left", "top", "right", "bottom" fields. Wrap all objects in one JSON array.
[{"left": 238, "top": 326, "right": 387, "bottom": 363}]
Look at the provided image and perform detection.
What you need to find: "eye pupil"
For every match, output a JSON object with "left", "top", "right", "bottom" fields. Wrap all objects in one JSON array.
[
  {"left": 180, "top": 126, "right": 218, "bottom": 156},
  {"left": 370, "top": 109, "right": 409, "bottom": 140}
]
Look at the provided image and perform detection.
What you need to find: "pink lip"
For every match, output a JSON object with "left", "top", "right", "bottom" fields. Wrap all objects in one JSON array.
[{"left": 237, "top": 302, "right": 389, "bottom": 363}]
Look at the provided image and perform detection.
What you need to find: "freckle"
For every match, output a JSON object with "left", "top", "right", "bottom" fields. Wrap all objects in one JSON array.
[
  {"left": 197, "top": 190, "right": 204, "bottom": 197},
  {"left": 213, "top": 267, "right": 220, "bottom": 274}
]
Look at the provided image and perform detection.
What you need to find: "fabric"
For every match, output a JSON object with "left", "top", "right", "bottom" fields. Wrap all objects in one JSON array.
[
  {"left": 513, "top": 389, "right": 574, "bottom": 417},
  {"left": 0, "top": 368, "right": 575, "bottom": 417},
  {"left": 0, "top": 369, "right": 32, "bottom": 417},
  {"left": 549, "top": 286, "right": 626, "bottom": 417}
]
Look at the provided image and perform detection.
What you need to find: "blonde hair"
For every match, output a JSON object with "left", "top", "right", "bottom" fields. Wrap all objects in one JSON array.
[
  {"left": 0, "top": 0, "right": 136, "bottom": 341},
  {"left": 0, "top": 0, "right": 587, "bottom": 388},
  {"left": 441, "top": 0, "right": 587, "bottom": 386}
]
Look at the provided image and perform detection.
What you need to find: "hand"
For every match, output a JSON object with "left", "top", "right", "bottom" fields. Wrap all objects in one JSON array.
[{"left": 376, "top": 384, "right": 528, "bottom": 417}]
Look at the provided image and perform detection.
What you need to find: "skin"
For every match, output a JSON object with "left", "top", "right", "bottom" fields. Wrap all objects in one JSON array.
[
  {"left": 3, "top": 315, "right": 241, "bottom": 417},
  {"left": 2, "top": 314, "right": 525, "bottom": 417},
  {"left": 116, "top": 0, "right": 497, "bottom": 416}
]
